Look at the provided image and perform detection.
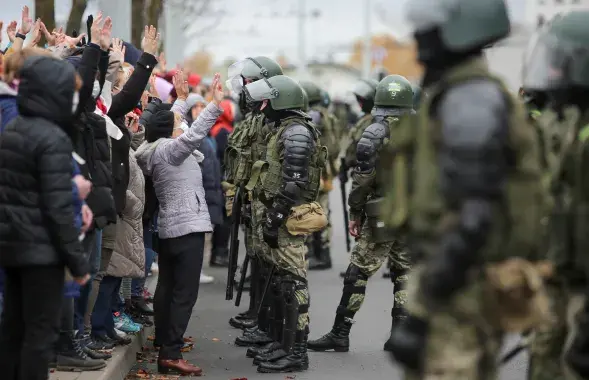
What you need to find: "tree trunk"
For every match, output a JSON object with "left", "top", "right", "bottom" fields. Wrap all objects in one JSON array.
[
  {"left": 146, "top": 0, "right": 163, "bottom": 30},
  {"left": 66, "top": 0, "right": 89, "bottom": 35},
  {"left": 35, "top": 0, "right": 55, "bottom": 45},
  {"left": 131, "top": 0, "right": 145, "bottom": 47}
]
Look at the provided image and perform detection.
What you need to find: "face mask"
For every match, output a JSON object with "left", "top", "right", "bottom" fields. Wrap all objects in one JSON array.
[
  {"left": 72, "top": 91, "right": 80, "bottom": 114},
  {"left": 92, "top": 80, "right": 101, "bottom": 98}
]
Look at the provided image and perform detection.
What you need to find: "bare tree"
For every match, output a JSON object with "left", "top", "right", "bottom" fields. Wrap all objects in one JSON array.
[
  {"left": 131, "top": 0, "right": 147, "bottom": 47},
  {"left": 65, "top": 0, "right": 89, "bottom": 35},
  {"left": 36, "top": 0, "right": 55, "bottom": 44}
]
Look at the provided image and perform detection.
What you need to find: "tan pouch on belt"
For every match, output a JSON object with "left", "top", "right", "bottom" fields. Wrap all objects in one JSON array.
[
  {"left": 223, "top": 182, "right": 236, "bottom": 217},
  {"left": 483, "top": 258, "right": 553, "bottom": 332},
  {"left": 285, "top": 202, "right": 328, "bottom": 236}
]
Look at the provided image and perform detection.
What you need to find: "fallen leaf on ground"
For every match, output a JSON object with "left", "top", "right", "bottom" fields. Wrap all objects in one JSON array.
[
  {"left": 212, "top": 338, "right": 220, "bottom": 342},
  {"left": 285, "top": 376, "right": 296, "bottom": 379},
  {"left": 147, "top": 335, "right": 155, "bottom": 341}
]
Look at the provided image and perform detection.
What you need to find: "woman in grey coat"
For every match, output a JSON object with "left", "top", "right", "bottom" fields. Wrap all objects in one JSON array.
[{"left": 135, "top": 72, "right": 224, "bottom": 376}]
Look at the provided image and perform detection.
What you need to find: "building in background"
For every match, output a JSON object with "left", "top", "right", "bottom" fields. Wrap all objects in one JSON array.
[{"left": 525, "top": 0, "right": 589, "bottom": 26}]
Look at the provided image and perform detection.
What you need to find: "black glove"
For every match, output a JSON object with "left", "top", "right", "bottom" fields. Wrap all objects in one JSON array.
[
  {"left": 263, "top": 208, "right": 285, "bottom": 249},
  {"left": 388, "top": 314, "right": 428, "bottom": 372},
  {"left": 420, "top": 232, "right": 472, "bottom": 303}
]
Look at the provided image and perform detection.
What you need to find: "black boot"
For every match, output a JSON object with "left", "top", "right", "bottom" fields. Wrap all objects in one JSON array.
[
  {"left": 257, "top": 330, "right": 309, "bottom": 373},
  {"left": 384, "top": 307, "right": 407, "bottom": 351},
  {"left": 229, "top": 316, "right": 257, "bottom": 329},
  {"left": 131, "top": 296, "right": 154, "bottom": 316},
  {"left": 253, "top": 275, "right": 289, "bottom": 363},
  {"left": 230, "top": 258, "right": 260, "bottom": 328},
  {"left": 56, "top": 332, "right": 107, "bottom": 371},
  {"left": 307, "top": 315, "right": 352, "bottom": 352}
]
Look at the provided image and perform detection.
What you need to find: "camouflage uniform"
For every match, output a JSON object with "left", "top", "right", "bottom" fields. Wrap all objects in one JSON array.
[
  {"left": 386, "top": 58, "right": 550, "bottom": 379},
  {"left": 241, "top": 76, "right": 326, "bottom": 373},
  {"left": 307, "top": 74, "right": 415, "bottom": 353},
  {"left": 523, "top": 11, "right": 589, "bottom": 380},
  {"left": 224, "top": 56, "right": 283, "bottom": 331}
]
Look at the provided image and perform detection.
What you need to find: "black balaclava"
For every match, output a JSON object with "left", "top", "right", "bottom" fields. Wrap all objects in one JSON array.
[
  {"left": 260, "top": 101, "right": 290, "bottom": 122},
  {"left": 415, "top": 27, "right": 483, "bottom": 88},
  {"left": 146, "top": 109, "right": 175, "bottom": 142},
  {"left": 356, "top": 95, "right": 374, "bottom": 114}
]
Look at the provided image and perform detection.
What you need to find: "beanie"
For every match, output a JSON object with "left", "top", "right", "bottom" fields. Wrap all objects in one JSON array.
[
  {"left": 186, "top": 93, "right": 207, "bottom": 109},
  {"left": 146, "top": 109, "right": 175, "bottom": 142}
]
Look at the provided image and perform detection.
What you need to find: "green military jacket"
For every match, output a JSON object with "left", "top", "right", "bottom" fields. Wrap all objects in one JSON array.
[
  {"left": 536, "top": 107, "right": 589, "bottom": 282},
  {"left": 347, "top": 114, "right": 410, "bottom": 222},
  {"left": 343, "top": 113, "right": 375, "bottom": 170},
  {"left": 311, "top": 105, "right": 340, "bottom": 179},
  {"left": 246, "top": 114, "right": 327, "bottom": 207},
  {"left": 224, "top": 112, "right": 268, "bottom": 185},
  {"left": 381, "top": 57, "right": 550, "bottom": 263}
]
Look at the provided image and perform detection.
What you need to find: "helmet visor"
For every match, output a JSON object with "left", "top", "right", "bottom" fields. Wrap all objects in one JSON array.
[
  {"left": 522, "top": 32, "right": 573, "bottom": 91},
  {"left": 244, "top": 78, "right": 279, "bottom": 102},
  {"left": 352, "top": 80, "right": 376, "bottom": 98}
]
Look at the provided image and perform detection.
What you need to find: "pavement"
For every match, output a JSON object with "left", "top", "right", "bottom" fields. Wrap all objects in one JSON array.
[{"left": 51, "top": 179, "right": 531, "bottom": 380}]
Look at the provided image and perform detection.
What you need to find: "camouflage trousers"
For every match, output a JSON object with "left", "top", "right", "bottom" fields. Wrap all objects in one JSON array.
[
  {"left": 338, "top": 219, "right": 410, "bottom": 321},
  {"left": 529, "top": 283, "right": 586, "bottom": 380},
  {"left": 403, "top": 265, "right": 503, "bottom": 380},
  {"left": 251, "top": 198, "right": 310, "bottom": 332}
]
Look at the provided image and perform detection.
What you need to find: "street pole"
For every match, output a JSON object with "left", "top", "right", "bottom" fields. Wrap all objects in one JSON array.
[
  {"left": 362, "top": 0, "right": 372, "bottom": 78},
  {"left": 298, "top": 0, "right": 307, "bottom": 78}
]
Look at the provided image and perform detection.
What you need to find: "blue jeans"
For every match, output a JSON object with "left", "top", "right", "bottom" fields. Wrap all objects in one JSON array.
[
  {"left": 132, "top": 224, "right": 157, "bottom": 297},
  {"left": 74, "top": 229, "right": 102, "bottom": 333},
  {"left": 91, "top": 275, "right": 121, "bottom": 336}
]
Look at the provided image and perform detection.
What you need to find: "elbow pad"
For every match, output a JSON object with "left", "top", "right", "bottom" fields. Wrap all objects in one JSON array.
[
  {"left": 356, "top": 123, "right": 388, "bottom": 173},
  {"left": 281, "top": 124, "right": 315, "bottom": 185}
]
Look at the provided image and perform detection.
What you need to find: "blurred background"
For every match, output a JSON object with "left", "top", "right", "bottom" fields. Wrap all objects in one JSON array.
[{"left": 2, "top": 0, "right": 589, "bottom": 100}]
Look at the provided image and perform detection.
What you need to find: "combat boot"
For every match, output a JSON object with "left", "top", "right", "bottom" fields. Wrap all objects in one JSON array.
[
  {"left": 307, "top": 315, "right": 352, "bottom": 352},
  {"left": 247, "top": 341, "right": 282, "bottom": 358},
  {"left": 257, "top": 330, "right": 309, "bottom": 373},
  {"left": 384, "top": 307, "right": 406, "bottom": 351},
  {"left": 235, "top": 327, "right": 274, "bottom": 346}
]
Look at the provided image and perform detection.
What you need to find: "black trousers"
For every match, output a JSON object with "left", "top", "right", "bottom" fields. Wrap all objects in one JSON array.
[
  {"left": 0, "top": 265, "right": 64, "bottom": 380},
  {"left": 154, "top": 232, "right": 204, "bottom": 360}
]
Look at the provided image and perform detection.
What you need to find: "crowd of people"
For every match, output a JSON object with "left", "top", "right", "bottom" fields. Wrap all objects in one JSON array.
[{"left": 0, "top": 6, "right": 235, "bottom": 378}]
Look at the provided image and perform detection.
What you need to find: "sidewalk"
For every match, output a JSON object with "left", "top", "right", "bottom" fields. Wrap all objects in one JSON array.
[{"left": 49, "top": 276, "right": 156, "bottom": 380}]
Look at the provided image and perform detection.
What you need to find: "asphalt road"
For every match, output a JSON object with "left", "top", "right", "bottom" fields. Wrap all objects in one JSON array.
[{"left": 130, "top": 179, "right": 530, "bottom": 380}]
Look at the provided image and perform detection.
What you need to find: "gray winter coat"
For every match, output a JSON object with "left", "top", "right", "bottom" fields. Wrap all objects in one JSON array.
[{"left": 135, "top": 102, "right": 222, "bottom": 239}]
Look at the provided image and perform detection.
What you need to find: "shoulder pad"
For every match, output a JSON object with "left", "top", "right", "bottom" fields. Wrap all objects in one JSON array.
[
  {"left": 439, "top": 80, "right": 508, "bottom": 148},
  {"left": 362, "top": 123, "right": 389, "bottom": 141},
  {"left": 282, "top": 124, "right": 314, "bottom": 142}
]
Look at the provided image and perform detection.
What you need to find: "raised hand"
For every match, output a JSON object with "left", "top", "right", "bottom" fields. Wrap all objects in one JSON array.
[
  {"left": 99, "top": 16, "right": 113, "bottom": 50},
  {"left": 29, "top": 19, "right": 42, "bottom": 46},
  {"left": 18, "top": 6, "right": 32, "bottom": 35},
  {"left": 148, "top": 74, "right": 159, "bottom": 98},
  {"left": 90, "top": 11, "right": 103, "bottom": 45},
  {"left": 110, "top": 37, "right": 126, "bottom": 63},
  {"left": 7, "top": 20, "right": 17, "bottom": 42},
  {"left": 210, "top": 73, "right": 224, "bottom": 106},
  {"left": 172, "top": 70, "right": 189, "bottom": 101},
  {"left": 158, "top": 52, "right": 167, "bottom": 71},
  {"left": 141, "top": 25, "right": 160, "bottom": 56}
]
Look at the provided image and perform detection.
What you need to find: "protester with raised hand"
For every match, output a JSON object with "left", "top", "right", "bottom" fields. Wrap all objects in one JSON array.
[{"left": 135, "top": 71, "right": 224, "bottom": 376}]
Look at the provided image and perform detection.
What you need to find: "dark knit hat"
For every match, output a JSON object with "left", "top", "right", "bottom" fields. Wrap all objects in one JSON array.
[{"left": 146, "top": 109, "right": 175, "bottom": 142}]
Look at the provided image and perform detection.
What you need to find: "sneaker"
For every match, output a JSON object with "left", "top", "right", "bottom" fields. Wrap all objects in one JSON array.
[
  {"left": 114, "top": 313, "right": 141, "bottom": 333},
  {"left": 114, "top": 328, "right": 128, "bottom": 338},
  {"left": 143, "top": 287, "right": 154, "bottom": 302},
  {"left": 57, "top": 333, "right": 107, "bottom": 371},
  {"left": 78, "top": 332, "right": 115, "bottom": 352},
  {"left": 200, "top": 272, "right": 214, "bottom": 284},
  {"left": 151, "top": 262, "right": 159, "bottom": 274}
]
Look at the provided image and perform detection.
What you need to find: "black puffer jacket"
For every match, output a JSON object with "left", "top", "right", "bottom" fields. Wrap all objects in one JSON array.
[{"left": 0, "top": 56, "right": 88, "bottom": 276}]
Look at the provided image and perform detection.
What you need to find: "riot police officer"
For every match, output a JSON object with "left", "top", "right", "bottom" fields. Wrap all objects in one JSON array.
[
  {"left": 307, "top": 74, "right": 415, "bottom": 353},
  {"left": 520, "top": 11, "right": 589, "bottom": 380},
  {"left": 300, "top": 81, "right": 340, "bottom": 271},
  {"left": 224, "top": 57, "right": 283, "bottom": 333},
  {"left": 242, "top": 75, "right": 325, "bottom": 373},
  {"left": 386, "top": 0, "right": 550, "bottom": 378}
]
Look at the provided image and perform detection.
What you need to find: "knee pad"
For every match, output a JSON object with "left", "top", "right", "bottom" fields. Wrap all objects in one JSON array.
[
  {"left": 391, "top": 269, "right": 408, "bottom": 292},
  {"left": 344, "top": 263, "right": 369, "bottom": 286}
]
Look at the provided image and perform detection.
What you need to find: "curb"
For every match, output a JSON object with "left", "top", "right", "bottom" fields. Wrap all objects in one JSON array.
[{"left": 50, "top": 276, "right": 157, "bottom": 380}]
